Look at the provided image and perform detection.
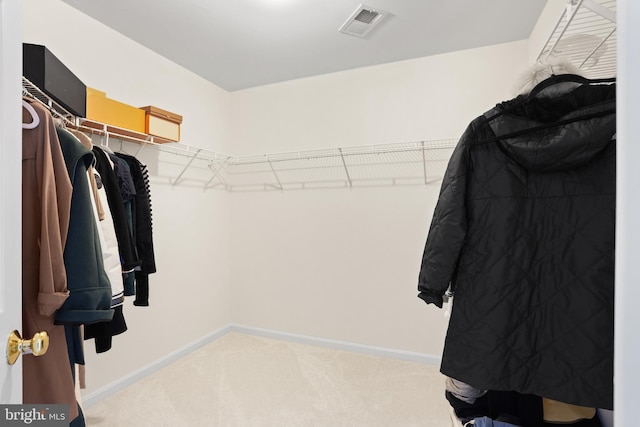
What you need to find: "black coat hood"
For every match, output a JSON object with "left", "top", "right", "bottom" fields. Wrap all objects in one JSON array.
[{"left": 485, "top": 81, "right": 616, "bottom": 171}]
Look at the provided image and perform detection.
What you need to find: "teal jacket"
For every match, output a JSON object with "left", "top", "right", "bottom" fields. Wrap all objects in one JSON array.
[{"left": 54, "top": 127, "right": 113, "bottom": 325}]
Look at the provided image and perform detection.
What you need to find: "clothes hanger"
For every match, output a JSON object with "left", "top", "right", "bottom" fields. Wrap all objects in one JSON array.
[
  {"left": 529, "top": 74, "right": 616, "bottom": 98},
  {"left": 475, "top": 74, "right": 616, "bottom": 145},
  {"left": 22, "top": 99, "right": 40, "bottom": 129},
  {"left": 484, "top": 74, "right": 616, "bottom": 123},
  {"left": 99, "top": 138, "right": 116, "bottom": 154},
  {"left": 476, "top": 108, "right": 616, "bottom": 146},
  {"left": 53, "top": 116, "right": 67, "bottom": 129}
]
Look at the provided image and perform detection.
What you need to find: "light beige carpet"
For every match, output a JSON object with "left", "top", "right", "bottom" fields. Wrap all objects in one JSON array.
[{"left": 84, "top": 332, "right": 452, "bottom": 426}]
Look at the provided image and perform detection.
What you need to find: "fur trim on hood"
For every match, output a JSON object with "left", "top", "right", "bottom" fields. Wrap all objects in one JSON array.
[{"left": 514, "top": 56, "right": 585, "bottom": 96}]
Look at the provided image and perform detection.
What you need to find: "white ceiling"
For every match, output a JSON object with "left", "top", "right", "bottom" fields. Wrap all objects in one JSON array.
[{"left": 60, "top": 0, "right": 548, "bottom": 92}]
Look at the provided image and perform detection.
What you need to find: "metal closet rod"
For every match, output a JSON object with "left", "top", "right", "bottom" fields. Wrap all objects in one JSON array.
[
  {"left": 75, "top": 120, "right": 228, "bottom": 161},
  {"left": 227, "top": 140, "right": 457, "bottom": 166},
  {"left": 87, "top": 126, "right": 455, "bottom": 167},
  {"left": 70, "top": 118, "right": 457, "bottom": 168},
  {"left": 22, "top": 77, "right": 457, "bottom": 185},
  {"left": 22, "top": 82, "right": 75, "bottom": 126}
]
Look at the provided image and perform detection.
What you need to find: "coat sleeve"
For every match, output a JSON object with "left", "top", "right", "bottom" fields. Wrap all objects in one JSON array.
[
  {"left": 417, "top": 122, "right": 473, "bottom": 308},
  {"left": 33, "top": 110, "right": 72, "bottom": 316}
]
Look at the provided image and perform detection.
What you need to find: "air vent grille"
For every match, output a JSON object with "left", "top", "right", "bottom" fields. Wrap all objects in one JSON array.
[
  {"left": 339, "top": 4, "right": 389, "bottom": 38},
  {"left": 354, "top": 9, "right": 379, "bottom": 24}
]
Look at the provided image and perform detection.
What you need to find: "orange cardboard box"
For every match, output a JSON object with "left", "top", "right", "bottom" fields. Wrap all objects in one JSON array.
[{"left": 86, "top": 87, "right": 146, "bottom": 133}]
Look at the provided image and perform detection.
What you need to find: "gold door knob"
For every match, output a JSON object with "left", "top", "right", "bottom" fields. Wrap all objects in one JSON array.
[{"left": 6, "top": 330, "right": 49, "bottom": 365}]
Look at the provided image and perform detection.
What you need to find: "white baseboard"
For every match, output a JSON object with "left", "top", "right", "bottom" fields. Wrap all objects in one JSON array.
[
  {"left": 82, "top": 325, "right": 232, "bottom": 408},
  {"left": 230, "top": 324, "right": 441, "bottom": 365},
  {"left": 82, "top": 324, "right": 441, "bottom": 408}
]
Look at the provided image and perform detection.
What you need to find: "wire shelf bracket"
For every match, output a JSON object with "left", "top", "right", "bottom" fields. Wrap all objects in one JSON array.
[
  {"left": 338, "top": 148, "right": 353, "bottom": 189},
  {"left": 172, "top": 149, "right": 202, "bottom": 187},
  {"left": 538, "top": 0, "right": 616, "bottom": 79},
  {"left": 205, "top": 158, "right": 231, "bottom": 191}
]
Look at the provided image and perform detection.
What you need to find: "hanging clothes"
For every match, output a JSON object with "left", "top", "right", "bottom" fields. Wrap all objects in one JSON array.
[
  {"left": 53, "top": 127, "right": 114, "bottom": 326},
  {"left": 115, "top": 152, "right": 157, "bottom": 306},
  {"left": 91, "top": 146, "right": 141, "bottom": 273},
  {"left": 108, "top": 153, "right": 137, "bottom": 204},
  {"left": 68, "top": 129, "right": 105, "bottom": 221},
  {"left": 108, "top": 153, "right": 137, "bottom": 297},
  {"left": 449, "top": 391, "right": 602, "bottom": 427},
  {"left": 446, "top": 376, "right": 487, "bottom": 404},
  {"left": 21, "top": 99, "right": 78, "bottom": 421},
  {"left": 472, "top": 417, "right": 521, "bottom": 427},
  {"left": 68, "top": 131, "right": 124, "bottom": 309},
  {"left": 83, "top": 145, "right": 132, "bottom": 353},
  {"left": 417, "top": 76, "right": 615, "bottom": 409},
  {"left": 542, "top": 399, "right": 596, "bottom": 423}
]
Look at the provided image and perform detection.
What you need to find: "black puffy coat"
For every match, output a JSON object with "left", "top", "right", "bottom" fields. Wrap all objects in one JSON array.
[{"left": 418, "top": 77, "right": 616, "bottom": 409}]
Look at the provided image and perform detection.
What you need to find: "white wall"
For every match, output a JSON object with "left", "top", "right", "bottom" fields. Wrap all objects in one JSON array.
[
  {"left": 616, "top": 0, "right": 640, "bottom": 424},
  {"left": 22, "top": 0, "right": 231, "bottom": 153},
  {"left": 229, "top": 40, "right": 530, "bottom": 356},
  {"left": 18, "top": 0, "right": 636, "bottom": 420},
  {"left": 528, "top": 0, "right": 567, "bottom": 63},
  {"left": 22, "top": 0, "right": 531, "bottom": 397},
  {"left": 1, "top": 0, "right": 25, "bottom": 404},
  {"left": 230, "top": 41, "right": 529, "bottom": 155},
  {"left": 22, "top": 0, "right": 233, "bottom": 396}
]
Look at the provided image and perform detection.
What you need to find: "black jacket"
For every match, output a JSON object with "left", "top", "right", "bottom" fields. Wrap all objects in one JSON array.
[
  {"left": 115, "top": 153, "right": 156, "bottom": 275},
  {"left": 418, "top": 76, "right": 616, "bottom": 409},
  {"left": 116, "top": 153, "right": 156, "bottom": 307},
  {"left": 92, "top": 147, "right": 141, "bottom": 272}
]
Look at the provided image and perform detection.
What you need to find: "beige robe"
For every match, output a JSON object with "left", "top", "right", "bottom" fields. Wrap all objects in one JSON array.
[{"left": 22, "top": 100, "right": 78, "bottom": 420}]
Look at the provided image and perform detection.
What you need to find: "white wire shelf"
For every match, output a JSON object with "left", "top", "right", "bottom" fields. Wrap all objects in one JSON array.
[
  {"left": 220, "top": 140, "right": 457, "bottom": 191},
  {"left": 538, "top": 0, "right": 616, "bottom": 79},
  {"left": 21, "top": 1, "right": 615, "bottom": 191},
  {"left": 22, "top": 77, "right": 457, "bottom": 191}
]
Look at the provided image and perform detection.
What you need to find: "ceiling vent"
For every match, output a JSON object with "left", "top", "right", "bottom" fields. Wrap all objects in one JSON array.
[{"left": 339, "top": 4, "right": 389, "bottom": 38}]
